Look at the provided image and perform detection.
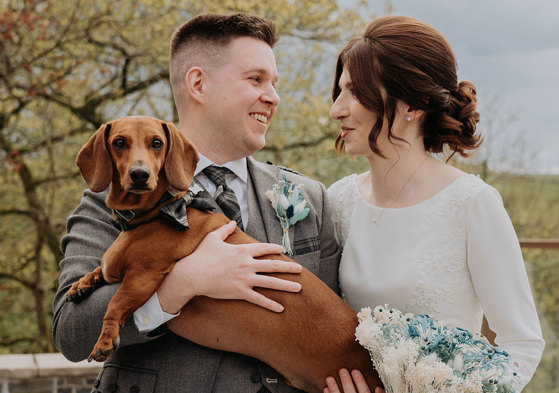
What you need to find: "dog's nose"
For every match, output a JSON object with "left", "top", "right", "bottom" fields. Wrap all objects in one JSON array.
[{"left": 130, "top": 165, "right": 150, "bottom": 184}]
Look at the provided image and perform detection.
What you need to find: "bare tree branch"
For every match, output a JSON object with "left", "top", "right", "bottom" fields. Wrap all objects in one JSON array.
[
  {"left": 36, "top": 70, "right": 169, "bottom": 128},
  {"left": 32, "top": 171, "right": 81, "bottom": 187},
  {"left": 0, "top": 272, "right": 34, "bottom": 289},
  {"left": 18, "top": 125, "right": 92, "bottom": 154},
  {"left": 0, "top": 207, "right": 37, "bottom": 218}
]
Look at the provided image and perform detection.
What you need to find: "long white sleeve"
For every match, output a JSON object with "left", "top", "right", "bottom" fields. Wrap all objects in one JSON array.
[{"left": 466, "top": 185, "right": 544, "bottom": 391}]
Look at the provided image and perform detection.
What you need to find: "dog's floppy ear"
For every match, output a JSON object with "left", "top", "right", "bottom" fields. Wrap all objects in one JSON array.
[
  {"left": 76, "top": 123, "right": 113, "bottom": 192},
  {"left": 162, "top": 122, "right": 199, "bottom": 191}
]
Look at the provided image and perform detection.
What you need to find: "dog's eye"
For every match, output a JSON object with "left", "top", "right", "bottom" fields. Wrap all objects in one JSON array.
[
  {"left": 112, "top": 139, "right": 126, "bottom": 149},
  {"left": 151, "top": 139, "right": 163, "bottom": 150}
]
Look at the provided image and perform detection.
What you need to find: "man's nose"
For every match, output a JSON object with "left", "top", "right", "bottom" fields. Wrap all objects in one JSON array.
[{"left": 262, "top": 85, "right": 280, "bottom": 107}]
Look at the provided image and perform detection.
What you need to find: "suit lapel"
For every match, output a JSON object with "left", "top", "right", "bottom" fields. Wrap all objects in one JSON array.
[
  {"left": 245, "top": 157, "right": 285, "bottom": 246},
  {"left": 245, "top": 170, "right": 267, "bottom": 242}
]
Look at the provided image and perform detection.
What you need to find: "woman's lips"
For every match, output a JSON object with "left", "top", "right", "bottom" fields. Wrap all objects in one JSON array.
[{"left": 340, "top": 129, "right": 354, "bottom": 139}]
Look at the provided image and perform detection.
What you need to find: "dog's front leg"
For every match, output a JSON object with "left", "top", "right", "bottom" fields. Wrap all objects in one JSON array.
[
  {"left": 88, "top": 268, "right": 172, "bottom": 362},
  {"left": 66, "top": 233, "right": 127, "bottom": 303},
  {"left": 66, "top": 266, "right": 106, "bottom": 302}
]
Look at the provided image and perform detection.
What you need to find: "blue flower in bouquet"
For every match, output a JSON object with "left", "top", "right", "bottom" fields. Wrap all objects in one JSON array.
[
  {"left": 355, "top": 306, "right": 516, "bottom": 393},
  {"left": 266, "top": 175, "right": 310, "bottom": 255}
]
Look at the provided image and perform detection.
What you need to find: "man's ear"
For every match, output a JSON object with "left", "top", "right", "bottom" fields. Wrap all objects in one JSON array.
[
  {"left": 185, "top": 67, "right": 205, "bottom": 104},
  {"left": 162, "top": 122, "right": 199, "bottom": 191},
  {"left": 76, "top": 123, "right": 113, "bottom": 192}
]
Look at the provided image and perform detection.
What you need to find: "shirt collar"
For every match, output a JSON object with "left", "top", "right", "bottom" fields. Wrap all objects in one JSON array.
[{"left": 195, "top": 154, "right": 248, "bottom": 184}]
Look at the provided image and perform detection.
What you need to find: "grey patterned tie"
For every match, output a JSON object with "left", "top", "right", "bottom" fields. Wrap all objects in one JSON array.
[{"left": 202, "top": 166, "right": 244, "bottom": 230}]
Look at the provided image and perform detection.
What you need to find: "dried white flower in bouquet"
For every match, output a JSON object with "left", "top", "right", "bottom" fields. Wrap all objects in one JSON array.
[{"left": 356, "top": 306, "right": 516, "bottom": 393}]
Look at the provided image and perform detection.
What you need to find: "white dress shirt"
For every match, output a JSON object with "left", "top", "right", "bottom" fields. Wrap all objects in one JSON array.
[{"left": 133, "top": 155, "right": 248, "bottom": 333}]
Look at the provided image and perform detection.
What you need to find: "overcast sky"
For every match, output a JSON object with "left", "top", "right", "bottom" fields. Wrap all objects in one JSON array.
[{"left": 362, "top": 0, "right": 559, "bottom": 174}]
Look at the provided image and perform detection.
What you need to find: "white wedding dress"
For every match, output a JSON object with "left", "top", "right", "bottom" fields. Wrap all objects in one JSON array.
[{"left": 328, "top": 173, "right": 544, "bottom": 392}]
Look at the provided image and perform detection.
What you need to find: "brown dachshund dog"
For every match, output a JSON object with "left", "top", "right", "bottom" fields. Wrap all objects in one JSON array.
[{"left": 67, "top": 115, "right": 381, "bottom": 393}]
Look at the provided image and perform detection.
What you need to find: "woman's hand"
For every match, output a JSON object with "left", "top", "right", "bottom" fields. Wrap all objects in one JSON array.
[
  {"left": 157, "top": 221, "right": 303, "bottom": 314},
  {"left": 324, "top": 369, "right": 384, "bottom": 393}
]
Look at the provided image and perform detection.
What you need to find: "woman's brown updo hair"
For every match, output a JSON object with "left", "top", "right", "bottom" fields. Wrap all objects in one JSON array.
[{"left": 332, "top": 15, "right": 482, "bottom": 157}]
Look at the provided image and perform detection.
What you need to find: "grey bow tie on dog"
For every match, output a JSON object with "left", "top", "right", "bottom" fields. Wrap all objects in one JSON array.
[
  {"left": 158, "top": 180, "right": 218, "bottom": 231},
  {"left": 113, "top": 179, "right": 218, "bottom": 231}
]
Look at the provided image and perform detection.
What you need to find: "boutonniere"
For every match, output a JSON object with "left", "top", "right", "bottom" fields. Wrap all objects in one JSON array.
[{"left": 266, "top": 175, "right": 310, "bottom": 256}]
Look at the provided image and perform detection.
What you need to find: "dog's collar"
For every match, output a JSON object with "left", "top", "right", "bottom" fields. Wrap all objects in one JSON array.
[
  {"left": 114, "top": 209, "right": 137, "bottom": 222},
  {"left": 113, "top": 186, "right": 184, "bottom": 223},
  {"left": 114, "top": 182, "right": 217, "bottom": 231},
  {"left": 113, "top": 190, "right": 177, "bottom": 230}
]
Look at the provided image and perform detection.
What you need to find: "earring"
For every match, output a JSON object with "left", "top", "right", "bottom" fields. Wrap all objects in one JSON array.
[{"left": 406, "top": 116, "right": 411, "bottom": 121}]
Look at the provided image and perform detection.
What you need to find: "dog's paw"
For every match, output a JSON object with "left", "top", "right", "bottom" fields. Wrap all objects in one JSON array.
[
  {"left": 88, "top": 335, "right": 120, "bottom": 362},
  {"left": 66, "top": 279, "right": 104, "bottom": 303},
  {"left": 66, "top": 287, "right": 93, "bottom": 303}
]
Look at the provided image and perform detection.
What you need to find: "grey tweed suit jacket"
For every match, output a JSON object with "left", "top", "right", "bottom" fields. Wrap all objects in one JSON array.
[{"left": 52, "top": 157, "right": 341, "bottom": 393}]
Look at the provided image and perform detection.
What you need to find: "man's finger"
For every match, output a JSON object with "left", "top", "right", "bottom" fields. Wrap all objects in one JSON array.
[
  {"left": 253, "top": 259, "right": 302, "bottom": 274},
  {"left": 244, "top": 291, "right": 284, "bottom": 313},
  {"left": 239, "top": 242, "right": 284, "bottom": 257},
  {"left": 252, "top": 275, "right": 302, "bottom": 293},
  {"left": 209, "top": 221, "right": 237, "bottom": 241}
]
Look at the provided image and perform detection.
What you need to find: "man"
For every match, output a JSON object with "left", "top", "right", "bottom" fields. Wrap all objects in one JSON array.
[{"left": 52, "top": 13, "right": 341, "bottom": 393}]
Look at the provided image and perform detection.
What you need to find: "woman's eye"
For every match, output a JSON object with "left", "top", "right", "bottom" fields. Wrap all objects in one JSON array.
[
  {"left": 112, "top": 139, "right": 126, "bottom": 149},
  {"left": 151, "top": 139, "right": 163, "bottom": 149}
]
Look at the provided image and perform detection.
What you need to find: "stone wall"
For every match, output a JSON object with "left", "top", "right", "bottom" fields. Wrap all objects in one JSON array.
[{"left": 0, "top": 353, "right": 102, "bottom": 393}]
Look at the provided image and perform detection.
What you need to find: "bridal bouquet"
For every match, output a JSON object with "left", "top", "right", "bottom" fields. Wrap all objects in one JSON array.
[{"left": 356, "top": 306, "right": 516, "bottom": 393}]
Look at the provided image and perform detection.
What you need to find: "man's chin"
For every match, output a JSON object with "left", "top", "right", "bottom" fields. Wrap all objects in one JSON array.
[
  {"left": 243, "top": 136, "right": 267, "bottom": 156},
  {"left": 249, "top": 141, "right": 266, "bottom": 156}
]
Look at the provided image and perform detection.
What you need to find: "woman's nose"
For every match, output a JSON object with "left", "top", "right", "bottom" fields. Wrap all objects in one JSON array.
[{"left": 330, "top": 97, "right": 348, "bottom": 120}]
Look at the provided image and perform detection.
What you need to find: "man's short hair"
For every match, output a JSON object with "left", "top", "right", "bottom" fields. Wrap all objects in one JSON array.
[{"left": 169, "top": 13, "right": 278, "bottom": 106}]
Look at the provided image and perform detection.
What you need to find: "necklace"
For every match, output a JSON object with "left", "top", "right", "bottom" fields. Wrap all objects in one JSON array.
[{"left": 363, "top": 155, "right": 430, "bottom": 224}]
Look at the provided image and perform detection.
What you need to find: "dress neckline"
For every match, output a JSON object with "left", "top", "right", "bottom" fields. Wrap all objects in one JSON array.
[{"left": 351, "top": 172, "right": 475, "bottom": 211}]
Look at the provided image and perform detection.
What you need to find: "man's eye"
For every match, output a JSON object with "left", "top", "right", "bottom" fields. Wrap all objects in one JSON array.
[
  {"left": 151, "top": 139, "right": 163, "bottom": 149},
  {"left": 112, "top": 139, "right": 126, "bottom": 149},
  {"left": 250, "top": 77, "right": 261, "bottom": 83}
]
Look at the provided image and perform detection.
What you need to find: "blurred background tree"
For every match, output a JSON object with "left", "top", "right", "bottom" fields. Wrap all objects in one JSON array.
[{"left": 1, "top": 0, "right": 557, "bottom": 391}]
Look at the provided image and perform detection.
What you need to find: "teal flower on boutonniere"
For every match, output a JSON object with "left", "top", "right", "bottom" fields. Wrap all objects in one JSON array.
[{"left": 266, "top": 175, "right": 311, "bottom": 256}]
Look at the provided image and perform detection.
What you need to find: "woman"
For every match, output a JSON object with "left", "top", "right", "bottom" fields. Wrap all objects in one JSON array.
[{"left": 325, "top": 16, "right": 544, "bottom": 393}]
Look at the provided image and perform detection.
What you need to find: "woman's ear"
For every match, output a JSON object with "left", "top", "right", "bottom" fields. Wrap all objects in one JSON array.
[
  {"left": 76, "top": 123, "right": 113, "bottom": 192},
  {"left": 162, "top": 122, "right": 199, "bottom": 191},
  {"left": 404, "top": 104, "right": 425, "bottom": 122}
]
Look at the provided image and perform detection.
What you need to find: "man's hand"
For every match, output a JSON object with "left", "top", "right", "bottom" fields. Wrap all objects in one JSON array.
[
  {"left": 324, "top": 369, "right": 384, "bottom": 393},
  {"left": 157, "top": 221, "right": 303, "bottom": 314}
]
